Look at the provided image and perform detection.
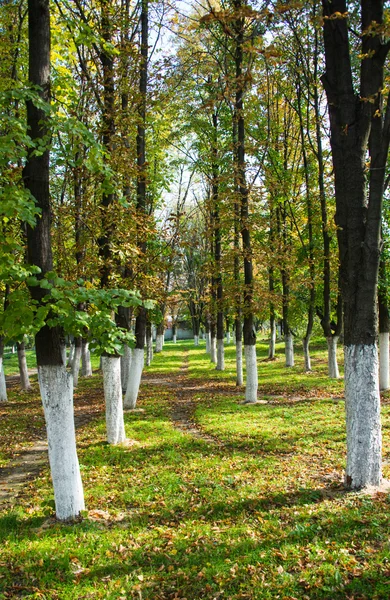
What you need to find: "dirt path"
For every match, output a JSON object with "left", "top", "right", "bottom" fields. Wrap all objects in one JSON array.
[
  {"left": 0, "top": 373, "right": 104, "bottom": 510},
  {"left": 146, "top": 352, "right": 225, "bottom": 447},
  {"left": 0, "top": 353, "right": 223, "bottom": 509}
]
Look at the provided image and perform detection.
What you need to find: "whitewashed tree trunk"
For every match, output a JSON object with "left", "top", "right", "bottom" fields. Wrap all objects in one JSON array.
[
  {"left": 155, "top": 334, "right": 164, "bottom": 353},
  {"left": 81, "top": 341, "right": 92, "bottom": 377},
  {"left": 17, "top": 342, "right": 31, "bottom": 391},
  {"left": 327, "top": 336, "right": 340, "bottom": 379},
  {"left": 236, "top": 340, "right": 243, "bottom": 386},
  {"left": 268, "top": 322, "right": 276, "bottom": 359},
  {"left": 71, "top": 342, "right": 82, "bottom": 388},
  {"left": 302, "top": 338, "right": 311, "bottom": 371},
  {"left": 244, "top": 344, "right": 258, "bottom": 403},
  {"left": 344, "top": 344, "right": 382, "bottom": 489},
  {"left": 121, "top": 345, "right": 132, "bottom": 390},
  {"left": 38, "top": 365, "right": 85, "bottom": 520},
  {"left": 285, "top": 333, "right": 294, "bottom": 367},
  {"left": 60, "top": 343, "right": 66, "bottom": 366},
  {"left": 379, "top": 332, "right": 389, "bottom": 391},
  {"left": 194, "top": 335, "right": 199, "bottom": 346},
  {"left": 0, "top": 358, "right": 7, "bottom": 402},
  {"left": 101, "top": 356, "right": 126, "bottom": 445},
  {"left": 173, "top": 334, "right": 177, "bottom": 344},
  {"left": 206, "top": 332, "right": 211, "bottom": 354},
  {"left": 216, "top": 339, "right": 225, "bottom": 371},
  {"left": 124, "top": 348, "right": 144, "bottom": 409},
  {"left": 146, "top": 334, "right": 153, "bottom": 366},
  {"left": 226, "top": 331, "right": 231, "bottom": 344},
  {"left": 67, "top": 343, "right": 74, "bottom": 367},
  {"left": 210, "top": 336, "right": 217, "bottom": 363}
]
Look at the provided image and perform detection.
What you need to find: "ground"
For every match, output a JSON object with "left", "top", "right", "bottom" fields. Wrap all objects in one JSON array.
[{"left": 0, "top": 339, "right": 390, "bottom": 599}]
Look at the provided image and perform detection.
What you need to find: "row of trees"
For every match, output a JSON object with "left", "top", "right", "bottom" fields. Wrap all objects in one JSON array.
[{"left": 0, "top": 0, "right": 389, "bottom": 518}]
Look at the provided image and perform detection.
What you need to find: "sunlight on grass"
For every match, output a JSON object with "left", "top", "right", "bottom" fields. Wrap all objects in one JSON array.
[{"left": 1, "top": 338, "right": 389, "bottom": 599}]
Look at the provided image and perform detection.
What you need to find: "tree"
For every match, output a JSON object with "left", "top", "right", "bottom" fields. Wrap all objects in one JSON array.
[
  {"left": 321, "top": 0, "right": 390, "bottom": 488},
  {"left": 23, "top": 0, "right": 84, "bottom": 520}
]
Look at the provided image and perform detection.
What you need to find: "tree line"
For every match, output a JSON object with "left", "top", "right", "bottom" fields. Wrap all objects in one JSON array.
[{"left": 0, "top": 0, "right": 389, "bottom": 519}]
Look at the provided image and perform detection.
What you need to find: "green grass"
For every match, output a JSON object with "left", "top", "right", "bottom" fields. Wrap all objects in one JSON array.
[
  {"left": 2, "top": 349, "right": 37, "bottom": 376},
  {"left": 1, "top": 339, "right": 390, "bottom": 599}
]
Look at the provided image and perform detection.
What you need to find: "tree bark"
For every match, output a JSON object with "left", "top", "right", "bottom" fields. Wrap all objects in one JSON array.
[
  {"left": 17, "top": 340, "right": 31, "bottom": 391},
  {"left": 0, "top": 338, "right": 7, "bottom": 402}
]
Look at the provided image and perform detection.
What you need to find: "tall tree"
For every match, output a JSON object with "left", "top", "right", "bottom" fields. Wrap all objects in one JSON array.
[
  {"left": 124, "top": 0, "right": 149, "bottom": 409},
  {"left": 322, "top": 0, "right": 390, "bottom": 488},
  {"left": 23, "top": 0, "right": 84, "bottom": 520}
]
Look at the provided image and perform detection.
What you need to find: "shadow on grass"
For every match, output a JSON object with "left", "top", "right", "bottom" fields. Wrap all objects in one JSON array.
[{"left": 1, "top": 488, "right": 388, "bottom": 600}]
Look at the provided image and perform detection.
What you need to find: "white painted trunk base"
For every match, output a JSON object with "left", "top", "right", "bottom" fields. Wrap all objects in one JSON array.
[
  {"left": 81, "top": 341, "right": 93, "bottom": 377},
  {"left": 206, "top": 333, "right": 211, "bottom": 354},
  {"left": 216, "top": 339, "right": 225, "bottom": 371},
  {"left": 17, "top": 345, "right": 31, "bottom": 391},
  {"left": 344, "top": 344, "right": 382, "bottom": 489},
  {"left": 0, "top": 358, "right": 7, "bottom": 401},
  {"left": 244, "top": 344, "right": 258, "bottom": 403},
  {"left": 38, "top": 365, "right": 84, "bottom": 521},
  {"left": 173, "top": 334, "right": 177, "bottom": 344},
  {"left": 146, "top": 335, "right": 153, "bottom": 366},
  {"left": 124, "top": 348, "right": 144, "bottom": 409},
  {"left": 101, "top": 356, "right": 126, "bottom": 445},
  {"left": 285, "top": 334, "right": 294, "bottom": 367},
  {"left": 72, "top": 344, "right": 82, "bottom": 388},
  {"left": 60, "top": 344, "right": 67, "bottom": 366},
  {"left": 155, "top": 334, "right": 164, "bottom": 353},
  {"left": 268, "top": 323, "right": 276, "bottom": 359},
  {"left": 236, "top": 340, "right": 243, "bottom": 386},
  {"left": 121, "top": 345, "right": 132, "bottom": 390},
  {"left": 303, "top": 338, "right": 311, "bottom": 371},
  {"left": 379, "top": 332, "right": 389, "bottom": 391},
  {"left": 194, "top": 335, "right": 199, "bottom": 347},
  {"left": 210, "top": 336, "right": 217, "bottom": 363},
  {"left": 67, "top": 344, "right": 74, "bottom": 367},
  {"left": 226, "top": 332, "right": 231, "bottom": 344},
  {"left": 327, "top": 336, "right": 340, "bottom": 379}
]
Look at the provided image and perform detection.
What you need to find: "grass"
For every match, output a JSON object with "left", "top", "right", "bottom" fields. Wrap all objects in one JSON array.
[{"left": 1, "top": 339, "right": 390, "bottom": 599}]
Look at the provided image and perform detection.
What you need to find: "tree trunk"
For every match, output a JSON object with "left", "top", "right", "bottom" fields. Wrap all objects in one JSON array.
[
  {"left": 67, "top": 342, "right": 74, "bottom": 367},
  {"left": 101, "top": 356, "right": 126, "bottom": 445},
  {"left": 327, "top": 336, "right": 340, "bottom": 380},
  {"left": 285, "top": 333, "right": 294, "bottom": 368},
  {"left": 155, "top": 322, "right": 164, "bottom": 353},
  {"left": 268, "top": 312, "right": 276, "bottom": 360},
  {"left": 322, "top": 0, "right": 390, "bottom": 488},
  {"left": 378, "top": 264, "right": 389, "bottom": 390},
  {"left": 121, "top": 344, "right": 132, "bottom": 389},
  {"left": 126, "top": 0, "right": 148, "bottom": 409},
  {"left": 23, "top": 0, "right": 84, "bottom": 520},
  {"left": 302, "top": 337, "right": 311, "bottom": 372},
  {"left": 17, "top": 340, "right": 31, "bottom": 391},
  {"left": 205, "top": 320, "right": 211, "bottom": 354},
  {"left": 0, "top": 338, "right": 7, "bottom": 402},
  {"left": 234, "top": 1, "right": 257, "bottom": 402},
  {"left": 146, "top": 319, "right": 153, "bottom": 366},
  {"left": 72, "top": 337, "right": 82, "bottom": 388},
  {"left": 81, "top": 339, "right": 92, "bottom": 377},
  {"left": 124, "top": 348, "right": 144, "bottom": 409}
]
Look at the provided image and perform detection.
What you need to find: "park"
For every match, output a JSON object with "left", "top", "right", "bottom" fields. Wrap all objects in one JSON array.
[
  {"left": 1, "top": 338, "right": 390, "bottom": 598},
  {"left": 1, "top": 0, "right": 390, "bottom": 597}
]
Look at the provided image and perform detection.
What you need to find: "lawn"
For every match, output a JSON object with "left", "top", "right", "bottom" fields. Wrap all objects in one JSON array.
[{"left": 0, "top": 339, "right": 389, "bottom": 599}]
